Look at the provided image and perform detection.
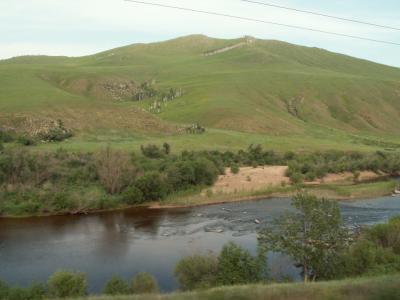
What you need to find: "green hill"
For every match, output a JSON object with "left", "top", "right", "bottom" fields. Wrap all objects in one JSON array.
[{"left": 1, "top": 35, "right": 400, "bottom": 152}]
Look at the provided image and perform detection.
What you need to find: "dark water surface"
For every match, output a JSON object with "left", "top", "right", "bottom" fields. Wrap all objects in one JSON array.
[{"left": 1, "top": 196, "right": 400, "bottom": 292}]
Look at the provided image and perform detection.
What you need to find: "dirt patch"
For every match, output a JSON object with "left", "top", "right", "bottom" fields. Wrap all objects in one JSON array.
[
  {"left": 306, "top": 171, "right": 383, "bottom": 185},
  {"left": 211, "top": 166, "right": 290, "bottom": 194},
  {"left": 211, "top": 167, "right": 384, "bottom": 195}
]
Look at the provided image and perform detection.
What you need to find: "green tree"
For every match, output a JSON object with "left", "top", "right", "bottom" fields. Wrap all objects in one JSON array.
[
  {"left": 103, "top": 276, "right": 131, "bottom": 295},
  {"left": 174, "top": 254, "right": 218, "bottom": 291},
  {"left": 47, "top": 270, "right": 87, "bottom": 298},
  {"left": 259, "top": 192, "right": 350, "bottom": 282},
  {"left": 131, "top": 273, "right": 159, "bottom": 294},
  {"left": 135, "top": 172, "right": 169, "bottom": 201},
  {"left": 216, "top": 242, "right": 266, "bottom": 286}
]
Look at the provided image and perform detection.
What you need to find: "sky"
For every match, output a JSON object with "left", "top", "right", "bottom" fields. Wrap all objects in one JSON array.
[{"left": 1, "top": 0, "right": 399, "bottom": 67}]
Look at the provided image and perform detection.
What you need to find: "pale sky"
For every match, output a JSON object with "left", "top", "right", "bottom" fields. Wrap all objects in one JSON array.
[{"left": 1, "top": 0, "right": 399, "bottom": 67}]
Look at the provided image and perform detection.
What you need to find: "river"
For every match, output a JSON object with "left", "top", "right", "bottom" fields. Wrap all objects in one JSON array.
[{"left": 1, "top": 196, "right": 400, "bottom": 292}]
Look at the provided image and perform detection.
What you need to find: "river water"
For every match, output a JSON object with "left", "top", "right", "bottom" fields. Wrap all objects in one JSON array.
[{"left": 1, "top": 196, "right": 400, "bottom": 292}]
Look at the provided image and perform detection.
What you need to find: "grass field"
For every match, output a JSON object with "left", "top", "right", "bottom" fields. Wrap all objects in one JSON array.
[
  {"left": 25, "top": 128, "right": 400, "bottom": 154},
  {"left": 67, "top": 274, "right": 400, "bottom": 300},
  {"left": 1, "top": 35, "right": 400, "bottom": 152}
]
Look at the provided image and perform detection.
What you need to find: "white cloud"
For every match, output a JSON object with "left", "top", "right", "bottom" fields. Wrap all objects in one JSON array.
[{"left": 0, "top": 43, "right": 109, "bottom": 59}]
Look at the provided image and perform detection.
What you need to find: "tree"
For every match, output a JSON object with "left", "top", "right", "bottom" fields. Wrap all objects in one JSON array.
[
  {"left": 103, "top": 276, "right": 131, "bottom": 295},
  {"left": 47, "top": 270, "right": 87, "bottom": 298},
  {"left": 174, "top": 254, "right": 218, "bottom": 291},
  {"left": 96, "top": 147, "right": 134, "bottom": 194},
  {"left": 216, "top": 242, "right": 266, "bottom": 286},
  {"left": 259, "top": 192, "right": 351, "bottom": 282},
  {"left": 131, "top": 273, "right": 159, "bottom": 294}
]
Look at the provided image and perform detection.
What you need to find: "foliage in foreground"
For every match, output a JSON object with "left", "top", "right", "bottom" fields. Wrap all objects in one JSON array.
[
  {"left": 259, "top": 192, "right": 351, "bottom": 282},
  {"left": 258, "top": 193, "right": 400, "bottom": 284},
  {"left": 103, "top": 273, "right": 158, "bottom": 296},
  {"left": 175, "top": 242, "right": 266, "bottom": 291},
  {"left": 47, "top": 271, "right": 87, "bottom": 298},
  {"left": 29, "top": 275, "right": 400, "bottom": 300}
]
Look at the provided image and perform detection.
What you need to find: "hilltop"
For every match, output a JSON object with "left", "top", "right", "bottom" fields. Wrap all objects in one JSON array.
[{"left": 1, "top": 35, "right": 400, "bottom": 152}]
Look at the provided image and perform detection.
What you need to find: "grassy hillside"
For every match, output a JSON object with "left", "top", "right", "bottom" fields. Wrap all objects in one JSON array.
[
  {"left": 68, "top": 275, "right": 400, "bottom": 300},
  {"left": 1, "top": 35, "right": 400, "bottom": 152}
]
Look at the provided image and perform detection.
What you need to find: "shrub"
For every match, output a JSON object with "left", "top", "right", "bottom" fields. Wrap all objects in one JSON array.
[
  {"left": 290, "top": 172, "right": 304, "bottom": 184},
  {"left": 135, "top": 172, "right": 169, "bottom": 201},
  {"left": 17, "top": 135, "right": 36, "bottom": 146},
  {"left": 6, "top": 283, "right": 47, "bottom": 300},
  {"left": 165, "top": 161, "right": 196, "bottom": 191},
  {"left": 25, "top": 283, "right": 47, "bottom": 300},
  {"left": 339, "top": 239, "right": 378, "bottom": 277},
  {"left": 0, "top": 129, "right": 15, "bottom": 143},
  {"left": 120, "top": 186, "right": 144, "bottom": 205},
  {"left": 39, "top": 120, "right": 72, "bottom": 142},
  {"left": 92, "top": 195, "right": 120, "bottom": 210},
  {"left": 230, "top": 163, "right": 240, "bottom": 174},
  {"left": 47, "top": 270, "right": 87, "bottom": 298},
  {"left": 51, "top": 192, "right": 76, "bottom": 211},
  {"left": 140, "top": 144, "right": 164, "bottom": 159},
  {"left": 0, "top": 280, "right": 10, "bottom": 299},
  {"left": 366, "top": 216, "right": 400, "bottom": 254},
  {"left": 131, "top": 273, "right": 159, "bottom": 294},
  {"left": 217, "top": 242, "right": 265, "bottom": 286},
  {"left": 162, "top": 142, "right": 171, "bottom": 155},
  {"left": 103, "top": 276, "right": 131, "bottom": 295},
  {"left": 192, "top": 158, "right": 219, "bottom": 186},
  {"left": 175, "top": 254, "right": 218, "bottom": 291}
]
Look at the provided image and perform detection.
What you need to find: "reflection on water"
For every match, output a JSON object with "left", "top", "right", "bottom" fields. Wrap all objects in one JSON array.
[{"left": 0, "top": 196, "right": 399, "bottom": 292}]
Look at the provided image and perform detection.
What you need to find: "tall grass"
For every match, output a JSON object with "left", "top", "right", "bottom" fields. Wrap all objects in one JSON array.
[{"left": 67, "top": 274, "right": 400, "bottom": 300}]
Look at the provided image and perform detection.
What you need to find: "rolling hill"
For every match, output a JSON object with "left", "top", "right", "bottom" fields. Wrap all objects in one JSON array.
[{"left": 1, "top": 35, "right": 400, "bottom": 152}]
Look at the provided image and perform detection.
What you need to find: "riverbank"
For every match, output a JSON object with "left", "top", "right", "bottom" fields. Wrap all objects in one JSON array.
[
  {"left": 0, "top": 177, "right": 397, "bottom": 218},
  {"left": 149, "top": 175, "right": 397, "bottom": 209}
]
